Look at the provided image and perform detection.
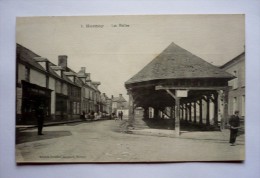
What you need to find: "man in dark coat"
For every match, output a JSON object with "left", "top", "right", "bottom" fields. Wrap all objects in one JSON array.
[
  {"left": 229, "top": 110, "right": 240, "bottom": 146},
  {"left": 35, "top": 103, "right": 45, "bottom": 135},
  {"left": 121, "top": 111, "right": 123, "bottom": 120}
]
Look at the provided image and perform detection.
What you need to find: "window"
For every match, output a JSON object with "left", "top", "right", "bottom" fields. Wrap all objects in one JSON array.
[
  {"left": 240, "top": 67, "right": 245, "bottom": 87},
  {"left": 25, "top": 67, "right": 30, "bottom": 82},
  {"left": 241, "top": 95, "right": 245, "bottom": 117},
  {"left": 233, "top": 97, "right": 238, "bottom": 114}
]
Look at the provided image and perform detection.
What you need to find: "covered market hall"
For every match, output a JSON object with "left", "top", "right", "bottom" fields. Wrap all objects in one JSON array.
[{"left": 125, "top": 42, "right": 234, "bottom": 136}]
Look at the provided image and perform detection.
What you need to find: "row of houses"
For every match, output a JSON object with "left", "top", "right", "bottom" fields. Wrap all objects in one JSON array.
[{"left": 16, "top": 44, "right": 127, "bottom": 124}]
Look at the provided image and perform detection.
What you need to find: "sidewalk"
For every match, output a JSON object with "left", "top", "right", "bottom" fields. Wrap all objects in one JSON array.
[
  {"left": 16, "top": 117, "right": 110, "bottom": 131},
  {"left": 16, "top": 119, "right": 83, "bottom": 131},
  {"left": 124, "top": 117, "right": 245, "bottom": 143},
  {"left": 128, "top": 127, "right": 245, "bottom": 145}
]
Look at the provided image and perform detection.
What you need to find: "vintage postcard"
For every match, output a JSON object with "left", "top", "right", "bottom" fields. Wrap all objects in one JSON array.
[{"left": 16, "top": 15, "right": 245, "bottom": 163}]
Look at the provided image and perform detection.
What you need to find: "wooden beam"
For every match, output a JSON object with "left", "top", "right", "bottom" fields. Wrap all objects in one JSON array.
[
  {"left": 166, "top": 89, "right": 177, "bottom": 100},
  {"left": 156, "top": 85, "right": 227, "bottom": 91}
]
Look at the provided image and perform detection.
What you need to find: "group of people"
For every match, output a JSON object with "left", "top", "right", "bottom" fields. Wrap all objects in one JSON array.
[
  {"left": 117, "top": 111, "right": 124, "bottom": 120},
  {"left": 81, "top": 111, "right": 109, "bottom": 120}
]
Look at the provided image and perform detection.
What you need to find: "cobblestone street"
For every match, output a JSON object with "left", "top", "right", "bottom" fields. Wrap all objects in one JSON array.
[{"left": 16, "top": 118, "right": 245, "bottom": 163}]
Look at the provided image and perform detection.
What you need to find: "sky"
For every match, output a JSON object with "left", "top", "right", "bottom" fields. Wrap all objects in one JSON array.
[{"left": 16, "top": 15, "right": 245, "bottom": 100}]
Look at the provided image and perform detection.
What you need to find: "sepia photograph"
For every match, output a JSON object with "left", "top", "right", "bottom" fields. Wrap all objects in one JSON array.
[{"left": 15, "top": 14, "right": 245, "bottom": 163}]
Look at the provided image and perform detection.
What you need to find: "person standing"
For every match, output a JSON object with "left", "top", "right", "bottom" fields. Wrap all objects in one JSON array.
[
  {"left": 229, "top": 110, "right": 240, "bottom": 146},
  {"left": 35, "top": 103, "right": 45, "bottom": 135},
  {"left": 120, "top": 111, "right": 123, "bottom": 120}
]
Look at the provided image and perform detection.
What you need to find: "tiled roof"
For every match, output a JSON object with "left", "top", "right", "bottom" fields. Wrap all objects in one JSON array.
[
  {"left": 125, "top": 42, "right": 234, "bottom": 85},
  {"left": 17, "top": 44, "right": 45, "bottom": 72},
  {"left": 17, "top": 44, "right": 81, "bottom": 87},
  {"left": 112, "top": 96, "right": 127, "bottom": 103},
  {"left": 220, "top": 52, "right": 245, "bottom": 69}
]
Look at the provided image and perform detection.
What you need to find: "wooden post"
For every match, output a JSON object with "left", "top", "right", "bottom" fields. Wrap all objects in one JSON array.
[
  {"left": 206, "top": 96, "right": 210, "bottom": 125},
  {"left": 189, "top": 102, "right": 192, "bottom": 122},
  {"left": 143, "top": 107, "right": 148, "bottom": 119},
  {"left": 170, "top": 106, "right": 173, "bottom": 119},
  {"left": 199, "top": 99, "right": 203, "bottom": 124},
  {"left": 175, "top": 97, "right": 180, "bottom": 136},
  {"left": 185, "top": 103, "right": 188, "bottom": 121},
  {"left": 223, "top": 87, "right": 229, "bottom": 128},
  {"left": 181, "top": 104, "right": 184, "bottom": 120},
  {"left": 154, "top": 108, "right": 159, "bottom": 119},
  {"left": 172, "top": 104, "right": 175, "bottom": 120},
  {"left": 128, "top": 91, "right": 135, "bottom": 127},
  {"left": 194, "top": 101, "right": 197, "bottom": 123},
  {"left": 213, "top": 93, "right": 218, "bottom": 126}
]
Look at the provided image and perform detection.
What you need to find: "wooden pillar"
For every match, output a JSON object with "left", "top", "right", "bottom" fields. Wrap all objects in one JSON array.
[
  {"left": 173, "top": 104, "right": 175, "bottom": 120},
  {"left": 170, "top": 106, "right": 173, "bottom": 119},
  {"left": 143, "top": 107, "right": 149, "bottom": 119},
  {"left": 213, "top": 93, "right": 218, "bottom": 126},
  {"left": 199, "top": 99, "right": 203, "bottom": 124},
  {"left": 175, "top": 97, "right": 180, "bottom": 136},
  {"left": 194, "top": 101, "right": 197, "bottom": 123},
  {"left": 189, "top": 102, "right": 192, "bottom": 122},
  {"left": 181, "top": 104, "right": 184, "bottom": 120},
  {"left": 185, "top": 103, "right": 188, "bottom": 121},
  {"left": 163, "top": 89, "right": 181, "bottom": 136},
  {"left": 128, "top": 91, "right": 135, "bottom": 127},
  {"left": 206, "top": 96, "right": 210, "bottom": 125},
  {"left": 154, "top": 108, "right": 159, "bottom": 119},
  {"left": 223, "top": 87, "right": 229, "bottom": 127}
]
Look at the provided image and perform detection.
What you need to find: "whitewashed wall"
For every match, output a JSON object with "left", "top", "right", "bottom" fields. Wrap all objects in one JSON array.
[
  {"left": 49, "top": 77, "right": 56, "bottom": 116},
  {"left": 30, "top": 69, "right": 46, "bottom": 87}
]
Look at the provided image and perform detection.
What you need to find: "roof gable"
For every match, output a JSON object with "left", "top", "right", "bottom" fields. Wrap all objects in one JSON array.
[{"left": 112, "top": 96, "right": 127, "bottom": 103}]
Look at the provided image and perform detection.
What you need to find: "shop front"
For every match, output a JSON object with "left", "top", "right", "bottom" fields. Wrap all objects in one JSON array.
[{"left": 20, "top": 80, "right": 52, "bottom": 124}]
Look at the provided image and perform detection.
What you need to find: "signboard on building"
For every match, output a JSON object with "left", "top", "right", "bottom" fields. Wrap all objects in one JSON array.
[{"left": 176, "top": 90, "right": 188, "bottom": 97}]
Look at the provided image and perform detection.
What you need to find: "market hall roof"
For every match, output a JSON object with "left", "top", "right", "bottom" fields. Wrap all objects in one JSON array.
[{"left": 125, "top": 42, "right": 234, "bottom": 86}]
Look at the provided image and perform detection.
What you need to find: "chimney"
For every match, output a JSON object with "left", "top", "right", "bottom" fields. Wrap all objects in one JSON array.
[
  {"left": 86, "top": 73, "right": 91, "bottom": 81},
  {"left": 78, "top": 67, "right": 87, "bottom": 83},
  {"left": 81, "top": 67, "right": 86, "bottom": 73},
  {"left": 111, "top": 95, "right": 113, "bottom": 99},
  {"left": 119, "top": 94, "right": 122, "bottom": 97},
  {"left": 58, "top": 55, "right": 68, "bottom": 69}
]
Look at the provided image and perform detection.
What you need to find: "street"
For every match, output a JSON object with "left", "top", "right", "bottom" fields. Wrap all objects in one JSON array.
[{"left": 16, "top": 118, "right": 245, "bottom": 163}]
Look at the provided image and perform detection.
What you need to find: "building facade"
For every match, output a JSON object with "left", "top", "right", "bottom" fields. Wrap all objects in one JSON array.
[
  {"left": 16, "top": 44, "right": 104, "bottom": 124},
  {"left": 111, "top": 94, "right": 128, "bottom": 116},
  {"left": 220, "top": 52, "right": 245, "bottom": 119}
]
